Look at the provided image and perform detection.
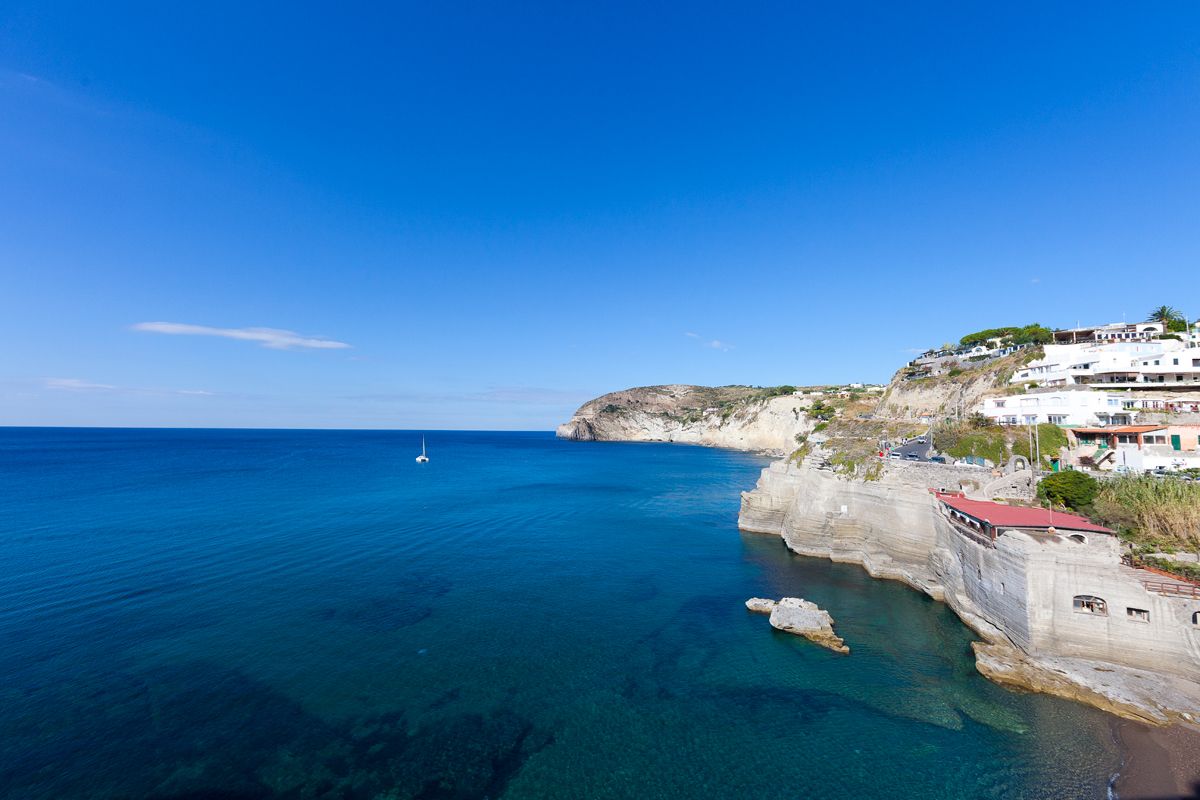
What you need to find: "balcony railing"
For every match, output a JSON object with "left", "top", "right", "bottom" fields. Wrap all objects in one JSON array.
[{"left": 1141, "top": 581, "right": 1200, "bottom": 599}]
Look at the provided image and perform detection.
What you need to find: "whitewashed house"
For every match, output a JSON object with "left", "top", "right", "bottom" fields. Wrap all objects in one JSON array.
[
  {"left": 1010, "top": 340, "right": 1200, "bottom": 389},
  {"left": 1052, "top": 321, "right": 1164, "bottom": 344},
  {"left": 976, "top": 391, "right": 1137, "bottom": 427}
]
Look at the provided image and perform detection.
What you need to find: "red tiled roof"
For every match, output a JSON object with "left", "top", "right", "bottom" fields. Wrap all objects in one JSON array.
[
  {"left": 937, "top": 493, "right": 1113, "bottom": 534},
  {"left": 1071, "top": 425, "right": 1165, "bottom": 435}
]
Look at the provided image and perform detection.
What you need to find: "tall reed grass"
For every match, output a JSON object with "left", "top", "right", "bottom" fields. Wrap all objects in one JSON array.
[{"left": 1093, "top": 476, "right": 1200, "bottom": 553}]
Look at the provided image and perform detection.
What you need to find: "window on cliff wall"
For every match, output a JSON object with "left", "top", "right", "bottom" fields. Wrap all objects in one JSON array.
[
  {"left": 1193, "top": 611, "right": 1200, "bottom": 626},
  {"left": 1068, "top": 534, "right": 1087, "bottom": 544},
  {"left": 1073, "top": 595, "right": 1107, "bottom": 615},
  {"left": 1126, "top": 607, "right": 1149, "bottom": 622}
]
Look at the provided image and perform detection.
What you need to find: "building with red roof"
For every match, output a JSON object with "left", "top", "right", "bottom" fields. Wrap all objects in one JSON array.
[{"left": 935, "top": 491, "right": 1112, "bottom": 547}]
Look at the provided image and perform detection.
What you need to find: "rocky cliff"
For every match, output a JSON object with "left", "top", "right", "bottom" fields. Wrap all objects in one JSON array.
[
  {"left": 556, "top": 385, "right": 813, "bottom": 454},
  {"left": 739, "top": 459, "right": 1200, "bottom": 725},
  {"left": 877, "top": 349, "right": 1038, "bottom": 420}
]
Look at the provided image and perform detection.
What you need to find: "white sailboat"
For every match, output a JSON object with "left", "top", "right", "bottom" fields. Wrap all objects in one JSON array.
[{"left": 415, "top": 436, "right": 429, "bottom": 463}]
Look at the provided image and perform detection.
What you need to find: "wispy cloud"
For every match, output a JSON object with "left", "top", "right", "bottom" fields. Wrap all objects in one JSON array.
[
  {"left": 1030, "top": 277, "right": 1041, "bottom": 284},
  {"left": 132, "top": 322, "right": 351, "bottom": 350},
  {"left": 45, "top": 378, "right": 214, "bottom": 397},
  {"left": 684, "top": 332, "right": 734, "bottom": 352},
  {"left": 45, "top": 378, "right": 116, "bottom": 391}
]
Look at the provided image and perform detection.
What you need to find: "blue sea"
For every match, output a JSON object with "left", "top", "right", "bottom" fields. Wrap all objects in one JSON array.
[{"left": 0, "top": 429, "right": 1120, "bottom": 799}]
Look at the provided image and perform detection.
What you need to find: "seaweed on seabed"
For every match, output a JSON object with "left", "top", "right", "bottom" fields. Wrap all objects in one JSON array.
[
  {"left": 385, "top": 711, "right": 554, "bottom": 800},
  {"left": 315, "top": 572, "right": 453, "bottom": 633}
]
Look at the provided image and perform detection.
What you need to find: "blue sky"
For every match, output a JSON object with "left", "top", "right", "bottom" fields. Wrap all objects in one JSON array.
[{"left": 2, "top": 3, "right": 1198, "bottom": 429}]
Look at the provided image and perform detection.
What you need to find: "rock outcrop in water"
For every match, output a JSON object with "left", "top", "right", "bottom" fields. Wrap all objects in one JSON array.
[
  {"left": 747, "top": 597, "right": 850, "bottom": 654},
  {"left": 556, "top": 385, "right": 813, "bottom": 454},
  {"left": 744, "top": 597, "right": 777, "bottom": 615},
  {"left": 770, "top": 599, "right": 849, "bottom": 654}
]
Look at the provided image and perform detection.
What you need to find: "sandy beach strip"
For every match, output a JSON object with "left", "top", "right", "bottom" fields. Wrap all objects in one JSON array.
[{"left": 1112, "top": 719, "right": 1200, "bottom": 799}]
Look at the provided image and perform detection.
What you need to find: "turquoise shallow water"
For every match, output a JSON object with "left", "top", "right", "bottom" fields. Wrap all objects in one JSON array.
[{"left": 0, "top": 428, "right": 1120, "bottom": 799}]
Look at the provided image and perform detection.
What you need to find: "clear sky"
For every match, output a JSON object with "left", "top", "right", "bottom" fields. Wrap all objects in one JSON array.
[{"left": 2, "top": 3, "right": 1198, "bottom": 429}]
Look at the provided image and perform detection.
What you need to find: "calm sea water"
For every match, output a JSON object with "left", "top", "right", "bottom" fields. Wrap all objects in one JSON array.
[{"left": 0, "top": 428, "right": 1119, "bottom": 799}]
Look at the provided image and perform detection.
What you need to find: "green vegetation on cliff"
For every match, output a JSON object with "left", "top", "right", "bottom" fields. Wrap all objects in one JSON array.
[
  {"left": 958, "top": 324, "right": 1054, "bottom": 347},
  {"left": 893, "top": 347, "right": 1044, "bottom": 397},
  {"left": 939, "top": 428, "right": 1008, "bottom": 464},
  {"left": 817, "top": 396, "right": 924, "bottom": 477},
  {"left": 1011, "top": 424, "right": 1068, "bottom": 465},
  {"left": 933, "top": 421, "right": 1067, "bottom": 468}
]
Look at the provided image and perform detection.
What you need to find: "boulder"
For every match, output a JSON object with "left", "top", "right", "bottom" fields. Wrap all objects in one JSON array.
[
  {"left": 745, "top": 597, "right": 777, "bottom": 615},
  {"left": 768, "top": 597, "right": 850, "bottom": 654}
]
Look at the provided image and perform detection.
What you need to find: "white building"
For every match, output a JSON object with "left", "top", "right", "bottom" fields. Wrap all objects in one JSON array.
[
  {"left": 1011, "top": 340, "right": 1200, "bottom": 390},
  {"left": 1120, "top": 446, "right": 1200, "bottom": 473},
  {"left": 1052, "top": 321, "right": 1164, "bottom": 344},
  {"left": 976, "top": 390, "right": 1137, "bottom": 427},
  {"left": 1122, "top": 395, "right": 1200, "bottom": 414},
  {"left": 1069, "top": 423, "right": 1200, "bottom": 472}
]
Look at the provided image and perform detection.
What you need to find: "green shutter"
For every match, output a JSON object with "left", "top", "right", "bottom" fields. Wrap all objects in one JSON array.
[{"left": 1171, "top": 435, "right": 1182, "bottom": 451}]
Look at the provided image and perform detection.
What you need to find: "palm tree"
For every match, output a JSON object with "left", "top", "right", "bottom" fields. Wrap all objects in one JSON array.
[{"left": 1147, "top": 305, "right": 1182, "bottom": 325}]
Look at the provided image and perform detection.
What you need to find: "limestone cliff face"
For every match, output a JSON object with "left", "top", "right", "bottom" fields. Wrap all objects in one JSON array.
[
  {"left": 557, "top": 385, "right": 812, "bottom": 454},
  {"left": 740, "top": 460, "right": 944, "bottom": 594},
  {"left": 740, "top": 459, "right": 1200, "bottom": 724}
]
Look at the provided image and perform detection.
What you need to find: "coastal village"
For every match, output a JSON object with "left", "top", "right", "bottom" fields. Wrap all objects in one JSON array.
[
  {"left": 763, "top": 309, "right": 1200, "bottom": 726},
  {"left": 559, "top": 307, "right": 1200, "bottom": 729},
  {"left": 902, "top": 315, "right": 1200, "bottom": 474}
]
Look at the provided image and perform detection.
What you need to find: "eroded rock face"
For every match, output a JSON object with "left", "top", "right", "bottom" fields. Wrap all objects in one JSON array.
[
  {"left": 765, "top": 597, "right": 849, "bottom": 654},
  {"left": 971, "top": 641, "right": 1200, "bottom": 726},
  {"left": 876, "top": 349, "right": 1034, "bottom": 421},
  {"left": 556, "top": 385, "right": 813, "bottom": 455},
  {"left": 740, "top": 461, "right": 946, "bottom": 597}
]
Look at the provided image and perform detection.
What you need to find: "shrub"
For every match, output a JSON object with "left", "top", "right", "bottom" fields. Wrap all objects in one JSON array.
[
  {"left": 1037, "top": 471, "right": 1098, "bottom": 512},
  {"left": 967, "top": 412, "right": 991, "bottom": 429},
  {"left": 808, "top": 400, "right": 836, "bottom": 421}
]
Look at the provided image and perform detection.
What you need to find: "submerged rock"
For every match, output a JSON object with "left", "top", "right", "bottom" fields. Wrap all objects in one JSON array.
[
  {"left": 744, "top": 597, "right": 777, "bottom": 615},
  {"left": 767, "top": 597, "right": 850, "bottom": 654}
]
